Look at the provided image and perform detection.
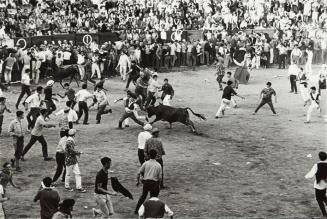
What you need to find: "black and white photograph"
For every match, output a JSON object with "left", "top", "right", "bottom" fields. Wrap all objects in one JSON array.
[{"left": 0, "top": 0, "right": 327, "bottom": 218}]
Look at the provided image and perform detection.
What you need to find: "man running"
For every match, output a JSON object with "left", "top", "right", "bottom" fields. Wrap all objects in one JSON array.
[
  {"left": 75, "top": 84, "right": 94, "bottom": 125},
  {"left": 117, "top": 90, "right": 145, "bottom": 129},
  {"left": 252, "top": 82, "right": 277, "bottom": 115},
  {"left": 22, "top": 108, "right": 55, "bottom": 161},
  {"left": 126, "top": 60, "right": 141, "bottom": 90},
  {"left": 44, "top": 80, "right": 58, "bottom": 118},
  {"left": 305, "top": 86, "right": 321, "bottom": 123},
  {"left": 25, "top": 86, "right": 43, "bottom": 130},
  {"left": 215, "top": 57, "right": 225, "bottom": 90},
  {"left": 94, "top": 85, "right": 112, "bottom": 124},
  {"left": 215, "top": 80, "right": 245, "bottom": 118},
  {"left": 16, "top": 69, "right": 31, "bottom": 110},
  {"left": 161, "top": 78, "right": 174, "bottom": 106}
]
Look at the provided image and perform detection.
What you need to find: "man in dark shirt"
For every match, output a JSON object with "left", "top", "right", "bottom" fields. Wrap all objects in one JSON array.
[
  {"left": 93, "top": 157, "right": 116, "bottom": 218},
  {"left": 34, "top": 177, "right": 60, "bottom": 219},
  {"left": 253, "top": 82, "right": 277, "bottom": 115},
  {"left": 44, "top": 80, "right": 57, "bottom": 118},
  {"left": 161, "top": 78, "right": 174, "bottom": 106},
  {"left": 215, "top": 80, "right": 245, "bottom": 118},
  {"left": 126, "top": 61, "right": 141, "bottom": 89},
  {"left": 58, "top": 83, "right": 76, "bottom": 109}
]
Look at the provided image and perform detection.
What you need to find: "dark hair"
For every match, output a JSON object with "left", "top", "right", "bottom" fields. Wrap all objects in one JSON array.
[
  {"left": 164, "top": 78, "right": 168, "bottom": 81},
  {"left": 2, "top": 162, "right": 10, "bottom": 168},
  {"left": 149, "top": 149, "right": 157, "bottom": 159},
  {"left": 266, "top": 82, "right": 272, "bottom": 86},
  {"left": 60, "top": 130, "right": 68, "bottom": 138},
  {"left": 60, "top": 199, "right": 75, "bottom": 209},
  {"left": 64, "top": 83, "right": 70, "bottom": 87},
  {"left": 42, "top": 177, "right": 52, "bottom": 187},
  {"left": 101, "top": 157, "right": 111, "bottom": 166},
  {"left": 0, "top": 97, "right": 5, "bottom": 102},
  {"left": 311, "top": 86, "right": 316, "bottom": 90},
  {"left": 16, "top": 110, "right": 24, "bottom": 117},
  {"left": 66, "top": 101, "right": 72, "bottom": 107},
  {"left": 40, "top": 108, "right": 47, "bottom": 115},
  {"left": 319, "top": 152, "right": 327, "bottom": 161},
  {"left": 82, "top": 83, "right": 87, "bottom": 89},
  {"left": 150, "top": 188, "right": 160, "bottom": 197},
  {"left": 227, "top": 80, "right": 233, "bottom": 85},
  {"left": 25, "top": 69, "right": 31, "bottom": 73},
  {"left": 227, "top": 72, "right": 232, "bottom": 75},
  {"left": 36, "top": 86, "right": 43, "bottom": 92}
]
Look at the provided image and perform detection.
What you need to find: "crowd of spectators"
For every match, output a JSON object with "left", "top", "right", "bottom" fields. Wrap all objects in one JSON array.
[{"left": 1, "top": 0, "right": 327, "bottom": 38}]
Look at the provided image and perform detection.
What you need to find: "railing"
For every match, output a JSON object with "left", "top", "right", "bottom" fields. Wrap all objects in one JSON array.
[{"left": 9, "top": 29, "right": 277, "bottom": 48}]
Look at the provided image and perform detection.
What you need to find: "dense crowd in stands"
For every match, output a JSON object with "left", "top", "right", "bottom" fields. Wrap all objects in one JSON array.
[{"left": 1, "top": 0, "right": 327, "bottom": 38}]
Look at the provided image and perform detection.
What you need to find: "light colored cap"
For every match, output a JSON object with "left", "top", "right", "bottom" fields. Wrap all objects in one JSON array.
[
  {"left": 68, "top": 129, "right": 77, "bottom": 136},
  {"left": 143, "top": 124, "right": 152, "bottom": 131},
  {"left": 47, "top": 80, "right": 54, "bottom": 86}
]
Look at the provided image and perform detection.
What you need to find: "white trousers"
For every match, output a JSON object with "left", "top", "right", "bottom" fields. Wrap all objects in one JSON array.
[
  {"left": 78, "top": 65, "right": 85, "bottom": 80},
  {"left": 307, "top": 102, "right": 320, "bottom": 122},
  {"left": 3, "top": 66, "right": 12, "bottom": 83},
  {"left": 305, "top": 62, "right": 312, "bottom": 76},
  {"left": 65, "top": 163, "right": 82, "bottom": 189},
  {"left": 94, "top": 193, "right": 114, "bottom": 217},
  {"left": 120, "top": 66, "right": 127, "bottom": 81},
  {"left": 92, "top": 63, "right": 101, "bottom": 79},
  {"left": 163, "top": 95, "right": 171, "bottom": 106},
  {"left": 300, "top": 84, "right": 310, "bottom": 102},
  {"left": 216, "top": 98, "right": 231, "bottom": 117}
]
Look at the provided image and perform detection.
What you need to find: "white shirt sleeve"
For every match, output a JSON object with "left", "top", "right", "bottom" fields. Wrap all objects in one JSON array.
[
  {"left": 165, "top": 204, "right": 174, "bottom": 217},
  {"left": 305, "top": 164, "right": 317, "bottom": 179},
  {"left": 138, "top": 204, "right": 145, "bottom": 217}
]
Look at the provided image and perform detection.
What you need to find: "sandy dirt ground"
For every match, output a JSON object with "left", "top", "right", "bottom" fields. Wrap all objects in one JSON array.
[{"left": 0, "top": 65, "right": 326, "bottom": 219}]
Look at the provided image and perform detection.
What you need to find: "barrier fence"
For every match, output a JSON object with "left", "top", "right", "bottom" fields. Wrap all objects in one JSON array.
[{"left": 10, "top": 29, "right": 275, "bottom": 48}]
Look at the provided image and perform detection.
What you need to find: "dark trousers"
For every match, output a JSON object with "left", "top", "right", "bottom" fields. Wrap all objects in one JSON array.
[
  {"left": 254, "top": 99, "right": 276, "bottom": 114},
  {"left": 45, "top": 100, "right": 56, "bottom": 117},
  {"left": 157, "top": 158, "right": 164, "bottom": 188},
  {"left": 27, "top": 108, "right": 40, "bottom": 129},
  {"left": 125, "top": 76, "right": 137, "bottom": 89},
  {"left": 16, "top": 84, "right": 31, "bottom": 108},
  {"left": 138, "top": 149, "right": 145, "bottom": 165},
  {"left": 263, "top": 52, "right": 270, "bottom": 67},
  {"left": 315, "top": 189, "right": 327, "bottom": 216},
  {"left": 118, "top": 112, "right": 144, "bottom": 128},
  {"left": 52, "top": 152, "right": 66, "bottom": 183},
  {"left": 135, "top": 180, "right": 160, "bottom": 212},
  {"left": 23, "top": 135, "right": 48, "bottom": 158},
  {"left": 78, "top": 101, "right": 88, "bottom": 124},
  {"left": 145, "top": 91, "right": 156, "bottom": 107},
  {"left": 14, "top": 136, "right": 24, "bottom": 159},
  {"left": 278, "top": 54, "right": 286, "bottom": 69},
  {"left": 0, "top": 115, "right": 3, "bottom": 134},
  {"left": 96, "top": 105, "right": 110, "bottom": 122},
  {"left": 290, "top": 75, "right": 297, "bottom": 93}
]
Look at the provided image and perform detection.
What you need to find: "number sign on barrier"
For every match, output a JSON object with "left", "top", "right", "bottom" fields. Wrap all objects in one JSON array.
[{"left": 83, "top": 34, "right": 92, "bottom": 45}]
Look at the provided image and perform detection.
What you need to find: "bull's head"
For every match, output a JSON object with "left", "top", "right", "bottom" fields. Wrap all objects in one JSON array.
[{"left": 146, "top": 105, "right": 155, "bottom": 118}]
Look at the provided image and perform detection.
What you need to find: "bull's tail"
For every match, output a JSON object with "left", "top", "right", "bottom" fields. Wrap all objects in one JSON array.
[{"left": 185, "top": 107, "right": 206, "bottom": 120}]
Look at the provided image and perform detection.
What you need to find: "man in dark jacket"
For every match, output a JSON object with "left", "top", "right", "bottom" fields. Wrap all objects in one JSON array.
[{"left": 305, "top": 151, "right": 327, "bottom": 217}]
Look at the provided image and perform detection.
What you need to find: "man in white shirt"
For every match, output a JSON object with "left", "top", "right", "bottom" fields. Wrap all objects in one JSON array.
[
  {"left": 137, "top": 124, "right": 152, "bottom": 165},
  {"left": 116, "top": 51, "right": 131, "bottom": 81},
  {"left": 170, "top": 42, "right": 176, "bottom": 67},
  {"left": 75, "top": 84, "right": 94, "bottom": 125},
  {"left": 288, "top": 61, "right": 299, "bottom": 94},
  {"left": 290, "top": 44, "right": 302, "bottom": 64},
  {"left": 305, "top": 86, "right": 321, "bottom": 123},
  {"left": 94, "top": 85, "right": 112, "bottom": 124},
  {"left": 63, "top": 49, "right": 72, "bottom": 65},
  {"left": 16, "top": 68, "right": 31, "bottom": 109},
  {"left": 145, "top": 74, "right": 161, "bottom": 108},
  {"left": 25, "top": 86, "right": 43, "bottom": 130},
  {"left": 305, "top": 151, "right": 327, "bottom": 217},
  {"left": 22, "top": 108, "right": 55, "bottom": 161}
]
